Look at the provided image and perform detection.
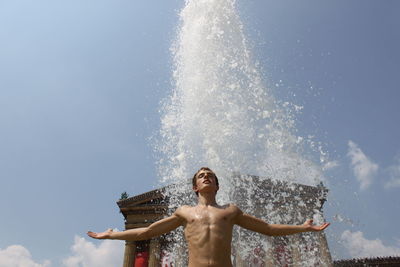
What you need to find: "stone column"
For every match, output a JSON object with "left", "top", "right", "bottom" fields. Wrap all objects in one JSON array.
[
  {"left": 234, "top": 248, "right": 245, "bottom": 267},
  {"left": 290, "top": 235, "right": 302, "bottom": 267},
  {"left": 318, "top": 232, "right": 333, "bottom": 267},
  {"left": 148, "top": 239, "right": 161, "bottom": 267},
  {"left": 123, "top": 241, "right": 136, "bottom": 267},
  {"left": 264, "top": 238, "right": 275, "bottom": 267}
]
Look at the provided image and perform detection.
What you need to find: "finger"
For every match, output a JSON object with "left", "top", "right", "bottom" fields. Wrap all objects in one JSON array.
[
  {"left": 317, "top": 223, "right": 330, "bottom": 231},
  {"left": 87, "top": 232, "right": 95, "bottom": 237},
  {"left": 322, "top": 223, "right": 330, "bottom": 230},
  {"left": 88, "top": 232, "right": 99, "bottom": 238}
]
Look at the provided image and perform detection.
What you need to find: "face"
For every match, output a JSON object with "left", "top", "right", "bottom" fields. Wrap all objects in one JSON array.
[{"left": 193, "top": 169, "right": 219, "bottom": 194}]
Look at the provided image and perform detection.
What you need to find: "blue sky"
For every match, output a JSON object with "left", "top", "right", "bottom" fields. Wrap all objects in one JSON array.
[{"left": 1, "top": 0, "right": 399, "bottom": 266}]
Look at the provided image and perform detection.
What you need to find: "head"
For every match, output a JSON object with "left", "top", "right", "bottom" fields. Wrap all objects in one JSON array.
[{"left": 192, "top": 167, "right": 219, "bottom": 196}]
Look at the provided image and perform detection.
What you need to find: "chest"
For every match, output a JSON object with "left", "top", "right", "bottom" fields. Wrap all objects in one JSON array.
[{"left": 186, "top": 206, "right": 235, "bottom": 225}]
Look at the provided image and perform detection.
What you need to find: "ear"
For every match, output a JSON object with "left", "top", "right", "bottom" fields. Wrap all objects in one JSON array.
[{"left": 193, "top": 186, "right": 199, "bottom": 193}]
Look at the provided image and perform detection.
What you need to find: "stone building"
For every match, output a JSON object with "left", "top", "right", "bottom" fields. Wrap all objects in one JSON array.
[
  {"left": 117, "top": 174, "right": 333, "bottom": 267},
  {"left": 334, "top": 256, "right": 400, "bottom": 267}
]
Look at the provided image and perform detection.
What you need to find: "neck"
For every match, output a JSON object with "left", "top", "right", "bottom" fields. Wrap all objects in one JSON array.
[{"left": 197, "top": 192, "right": 217, "bottom": 206}]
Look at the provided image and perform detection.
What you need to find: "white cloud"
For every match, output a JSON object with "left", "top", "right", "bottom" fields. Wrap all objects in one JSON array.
[
  {"left": 0, "top": 236, "right": 125, "bottom": 267},
  {"left": 0, "top": 245, "right": 51, "bottom": 267},
  {"left": 347, "top": 140, "right": 379, "bottom": 190},
  {"left": 62, "top": 235, "right": 124, "bottom": 267},
  {"left": 384, "top": 155, "right": 400, "bottom": 189},
  {"left": 341, "top": 230, "right": 400, "bottom": 258}
]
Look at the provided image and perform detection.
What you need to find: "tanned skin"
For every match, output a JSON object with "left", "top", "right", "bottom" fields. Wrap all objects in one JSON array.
[{"left": 88, "top": 168, "right": 330, "bottom": 267}]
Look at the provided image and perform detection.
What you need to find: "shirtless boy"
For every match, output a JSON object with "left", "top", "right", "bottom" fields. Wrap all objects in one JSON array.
[{"left": 88, "top": 167, "right": 330, "bottom": 267}]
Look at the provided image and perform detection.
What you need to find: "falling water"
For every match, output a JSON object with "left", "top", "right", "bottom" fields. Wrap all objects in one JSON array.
[{"left": 155, "top": 0, "right": 328, "bottom": 265}]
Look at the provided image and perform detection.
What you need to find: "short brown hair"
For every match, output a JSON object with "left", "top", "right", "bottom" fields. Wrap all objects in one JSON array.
[{"left": 192, "top": 167, "right": 219, "bottom": 196}]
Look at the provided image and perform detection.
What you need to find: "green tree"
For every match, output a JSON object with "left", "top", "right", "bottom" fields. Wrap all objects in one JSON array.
[{"left": 119, "top": 191, "right": 129, "bottom": 200}]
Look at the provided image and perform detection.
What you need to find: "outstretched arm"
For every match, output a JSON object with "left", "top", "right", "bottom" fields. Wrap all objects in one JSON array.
[
  {"left": 235, "top": 211, "right": 329, "bottom": 236},
  {"left": 87, "top": 211, "right": 184, "bottom": 241}
]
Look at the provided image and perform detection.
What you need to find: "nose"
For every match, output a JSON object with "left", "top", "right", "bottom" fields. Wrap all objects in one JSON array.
[{"left": 204, "top": 173, "right": 213, "bottom": 179}]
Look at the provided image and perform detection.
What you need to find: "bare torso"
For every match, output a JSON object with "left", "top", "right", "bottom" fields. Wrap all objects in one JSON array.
[{"left": 176, "top": 204, "right": 240, "bottom": 267}]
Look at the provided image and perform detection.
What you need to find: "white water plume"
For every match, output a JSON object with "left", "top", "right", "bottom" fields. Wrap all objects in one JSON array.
[
  {"left": 157, "top": 0, "right": 322, "bottom": 188},
  {"left": 154, "top": 0, "right": 329, "bottom": 265}
]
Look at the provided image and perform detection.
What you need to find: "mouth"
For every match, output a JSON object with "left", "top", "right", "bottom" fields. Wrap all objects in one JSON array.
[{"left": 203, "top": 180, "right": 211, "bottom": 184}]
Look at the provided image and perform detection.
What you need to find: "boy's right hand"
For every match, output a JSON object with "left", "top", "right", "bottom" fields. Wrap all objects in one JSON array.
[{"left": 87, "top": 228, "right": 113, "bottom": 239}]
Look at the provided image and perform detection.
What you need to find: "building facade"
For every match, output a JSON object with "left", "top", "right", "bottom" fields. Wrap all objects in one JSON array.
[
  {"left": 117, "top": 175, "right": 333, "bottom": 267},
  {"left": 334, "top": 256, "right": 400, "bottom": 267}
]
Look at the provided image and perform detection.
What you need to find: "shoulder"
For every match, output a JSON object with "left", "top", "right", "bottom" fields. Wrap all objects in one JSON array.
[
  {"left": 227, "top": 203, "right": 243, "bottom": 215},
  {"left": 174, "top": 205, "right": 193, "bottom": 217},
  {"left": 227, "top": 203, "right": 241, "bottom": 210}
]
